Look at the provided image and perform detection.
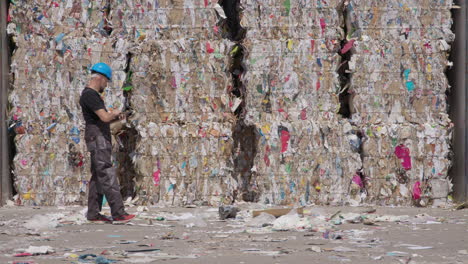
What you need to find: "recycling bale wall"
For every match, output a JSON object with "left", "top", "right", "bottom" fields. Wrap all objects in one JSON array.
[{"left": 6, "top": 0, "right": 455, "bottom": 207}]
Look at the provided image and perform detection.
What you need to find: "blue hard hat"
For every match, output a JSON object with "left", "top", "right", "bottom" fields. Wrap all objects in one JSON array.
[{"left": 91, "top": 62, "right": 112, "bottom": 80}]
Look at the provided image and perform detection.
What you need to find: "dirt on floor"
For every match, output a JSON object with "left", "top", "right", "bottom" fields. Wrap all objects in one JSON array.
[{"left": 0, "top": 204, "right": 467, "bottom": 264}]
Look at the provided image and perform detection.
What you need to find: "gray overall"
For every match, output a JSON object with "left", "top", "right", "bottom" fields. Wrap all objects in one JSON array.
[{"left": 85, "top": 124, "right": 125, "bottom": 219}]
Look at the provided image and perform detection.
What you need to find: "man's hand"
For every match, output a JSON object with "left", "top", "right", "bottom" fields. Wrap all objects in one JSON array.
[
  {"left": 95, "top": 109, "right": 122, "bottom": 123},
  {"left": 113, "top": 110, "right": 128, "bottom": 121},
  {"left": 110, "top": 109, "right": 121, "bottom": 119}
]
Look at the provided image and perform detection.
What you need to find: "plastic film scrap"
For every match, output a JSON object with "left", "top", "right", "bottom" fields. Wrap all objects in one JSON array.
[
  {"left": 347, "top": 0, "right": 454, "bottom": 206},
  {"left": 7, "top": 0, "right": 455, "bottom": 207}
]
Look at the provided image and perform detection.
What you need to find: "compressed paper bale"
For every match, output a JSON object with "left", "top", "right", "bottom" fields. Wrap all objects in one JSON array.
[
  {"left": 255, "top": 173, "right": 311, "bottom": 205},
  {"left": 244, "top": 92, "right": 341, "bottom": 124},
  {"left": 14, "top": 175, "right": 85, "bottom": 206},
  {"left": 110, "top": 0, "right": 222, "bottom": 41},
  {"left": 348, "top": 36, "right": 451, "bottom": 125},
  {"left": 363, "top": 155, "right": 452, "bottom": 182},
  {"left": 352, "top": 39, "right": 452, "bottom": 58},
  {"left": 349, "top": 73, "right": 450, "bottom": 97},
  {"left": 415, "top": 157, "right": 452, "bottom": 180},
  {"left": 349, "top": 52, "right": 450, "bottom": 76},
  {"left": 429, "top": 178, "right": 452, "bottom": 199},
  {"left": 129, "top": 39, "right": 231, "bottom": 115},
  {"left": 240, "top": 0, "right": 351, "bottom": 206},
  {"left": 242, "top": 67, "right": 342, "bottom": 125},
  {"left": 240, "top": 0, "right": 344, "bottom": 124},
  {"left": 350, "top": 8, "right": 453, "bottom": 30},
  {"left": 350, "top": 93, "right": 448, "bottom": 124},
  {"left": 352, "top": 112, "right": 452, "bottom": 130},
  {"left": 130, "top": 79, "right": 235, "bottom": 204},
  {"left": 120, "top": 8, "right": 220, "bottom": 30},
  {"left": 365, "top": 178, "right": 430, "bottom": 206},
  {"left": 243, "top": 39, "right": 342, "bottom": 72},
  {"left": 253, "top": 120, "right": 362, "bottom": 205},
  {"left": 8, "top": 0, "right": 109, "bottom": 37},
  {"left": 240, "top": 0, "right": 344, "bottom": 39},
  {"left": 347, "top": 0, "right": 454, "bottom": 131},
  {"left": 241, "top": 5, "right": 344, "bottom": 125},
  {"left": 361, "top": 124, "right": 451, "bottom": 159},
  {"left": 242, "top": 0, "right": 344, "bottom": 9},
  {"left": 347, "top": 7, "right": 454, "bottom": 41},
  {"left": 249, "top": 116, "right": 362, "bottom": 204},
  {"left": 349, "top": 0, "right": 453, "bottom": 8},
  {"left": 364, "top": 178, "right": 413, "bottom": 206},
  {"left": 364, "top": 155, "right": 451, "bottom": 181},
  {"left": 151, "top": 164, "right": 233, "bottom": 206},
  {"left": 361, "top": 157, "right": 409, "bottom": 181},
  {"left": 242, "top": 70, "right": 341, "bottom": 97},
  {"left": 122, "top": 1, "right": 238, "bottom": 205}
]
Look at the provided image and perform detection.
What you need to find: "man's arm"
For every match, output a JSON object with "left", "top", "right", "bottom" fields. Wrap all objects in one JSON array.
[{"left": 95, "top": 109, "right": 121, "bottom": 123}]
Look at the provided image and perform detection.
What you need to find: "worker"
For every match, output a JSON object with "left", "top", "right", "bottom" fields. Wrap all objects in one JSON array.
[{"left": 79, "top": 62, "right": 135, "bottom": 223}]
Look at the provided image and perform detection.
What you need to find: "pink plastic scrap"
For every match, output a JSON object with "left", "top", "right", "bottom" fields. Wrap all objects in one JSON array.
[
  {"left": 341, "top": 39, "right": 355, "bottom": 54},
  {"left": 352, "top": 173, "right": 364, "bottom": 189},
  {"left": 394, "top": 144, "right": 412, "bottom": 170},
  {"left": 412, "top": 181, "right": 421, "bottom": 200},
  {"left": 280, "top": 130, "right": 290, "bottom": 153}
]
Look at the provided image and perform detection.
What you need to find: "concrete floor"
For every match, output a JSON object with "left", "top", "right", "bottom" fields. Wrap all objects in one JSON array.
[{"left": 0, "top": 205, "right": 467, "bottom": 264}]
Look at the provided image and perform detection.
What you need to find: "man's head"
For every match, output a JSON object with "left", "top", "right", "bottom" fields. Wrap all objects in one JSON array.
[
  {"left": 89, "top": 73, "right": 109, "bottom": 93},
  {"left": 89, "top": 62, "right": 112, "bottom": 93}
]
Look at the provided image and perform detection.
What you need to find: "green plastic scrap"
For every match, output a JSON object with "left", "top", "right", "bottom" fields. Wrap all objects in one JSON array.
[
  {"left": 256, "top": 84, "right": 263, "bottom": 94},
  {"left": 122, "top": 85, "right": 133, "bottom": 92},
  {"left": 347, "top": 27, "right": 356, "bottom": 39},
  {"left": 122, "top": 71, "right": 133, "bottom": 91},
  {"left": 284, "top": 0, "right": 291, "bottom": 15},
  {"left": 230, "top": 46, "right": 240, "bottom": 56}
]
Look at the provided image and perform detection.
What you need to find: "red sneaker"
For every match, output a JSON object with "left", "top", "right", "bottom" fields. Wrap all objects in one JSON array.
[
  {"left": 113, "top": 213, "right": 135, "bottom": 222},
  {"left": 88, "top": 214, "right": 112, "bottom": 223}
]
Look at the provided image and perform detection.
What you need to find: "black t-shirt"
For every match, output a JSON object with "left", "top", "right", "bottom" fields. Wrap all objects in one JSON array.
[{"left": 79, "top": 87, "right": 111, "bottom": 140}]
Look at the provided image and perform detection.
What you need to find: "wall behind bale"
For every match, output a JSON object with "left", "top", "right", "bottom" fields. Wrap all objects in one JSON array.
[{"left": 7, "top": 0, "right": 455, "bottom": 207}]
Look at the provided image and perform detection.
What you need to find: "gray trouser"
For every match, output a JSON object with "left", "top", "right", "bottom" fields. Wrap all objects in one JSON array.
[{"left": 85, "top": 127, "right": 125, "bottom": 219}]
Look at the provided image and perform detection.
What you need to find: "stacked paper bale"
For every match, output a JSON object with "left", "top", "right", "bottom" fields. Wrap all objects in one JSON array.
[
  {"left": 361, "top": 122, "right": 452, "bottom": 206},
  {"left": 347, "top": 0, "right": 454, "bottom": 206},
  {"left": 240, "top": 0, "right": 362, "bottom": 205},
  {"left": 110, "top": 0, "right": 237, "bottom": 205},
  {"left": 8, "top": 0, "right": 129, "bottom": 205}
]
